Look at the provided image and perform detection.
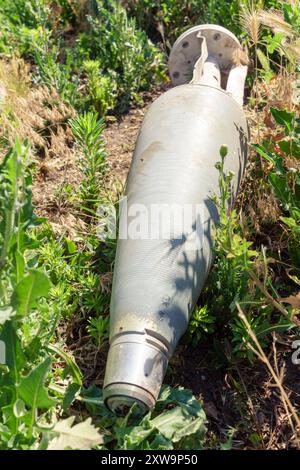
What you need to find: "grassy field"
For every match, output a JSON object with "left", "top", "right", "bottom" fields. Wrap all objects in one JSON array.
[{"left": 0, "top": 0, "right": 299, "bottom": 450}]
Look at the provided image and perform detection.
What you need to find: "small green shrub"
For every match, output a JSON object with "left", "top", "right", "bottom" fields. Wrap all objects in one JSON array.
[
  {"left": 87, "top": 315, "right": 109, "bottom": 346},
  {"left": 186, "top": 305, "right": 215, "bottom": 347},
  {"left": 70, "top": 111, "right": 107, "bottom": 213},
  {"left": 83, "top": 60, "right": 117, "bottom": 115},
  {"left": 0, "top": 0, "right": 51, "bottom": 56},
  {"left": 0, "top": 141, "right": 75, "bottom": 449},
  {"left": 124, "top": 0, "right": 243, "bottom": 44},
  {"left": 188, "top": 144, "right": 296, "bottom": 360},
  {"left": 33, "top": 47, "right": 81, "bottom": 105},
  {"left": 81, "top": 0, "right": 166, "bottom": 111}
]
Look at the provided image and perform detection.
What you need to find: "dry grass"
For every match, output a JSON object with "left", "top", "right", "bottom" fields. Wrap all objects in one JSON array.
[
  {"left": 0, "top": 58, "right": 75, "bottom": 155},
  {"left": 240, "top": 1, "right": 264, "bottom": 46},
  {"left": 0, "top": 58, "right": 83, "bottom": 234},
  {"left": 258, "top": 8, "right": 300, "bottom": 63},
  {"left": 237, "top": 304, "right": 300, "bottom": 448},
  {"left": 238, "top": 71, "right": 297, "bottom": 234},
  {"left": 258, "top": 10, "right": 293, "bottom": 36}
]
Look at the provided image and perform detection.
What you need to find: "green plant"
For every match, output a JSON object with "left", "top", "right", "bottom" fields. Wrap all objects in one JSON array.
[
  {"left": 192, "top": 144, "right": 296, "bottom": 360},
  {"left": 70, "top": 111, "right": 107, "bottom": 213},
  {"left": 87, "top": 316, "right": 109, "bottom": 346},
  {"left": 0, "top": 0, "right": 299, "bottom": 451},
  {"left": 240, "top": 1, "right": 300, "bottom": 84},
  {"left": 82, "top": 384, "right": 207, "bottom": 450},
  {"left": 0, "top": 140, "right": 107, "bottom": 449},
  {"left": 0, "top": 0, "right": 167, "bottom": 114},
  {"left": 0, "top": 142, "right": 58, "bottom": 447},
  {"left": 258, "top": 5, "right": 300, "bottom": 77},
  {"left": 255, "top": 108, "right": 300, "bottom": 266},
  {"left": 207, "top": 145, "right": 261, "bottom": 358},
  {"left": 83, "top": 0, "right": 166, "bottom": 111},
  {"left": 0, "top": 0, "right": 51, "bottom": 56},
  {"left": 186, "top": 305, "right": 215, "bottom": 347},
  {"left": 214, "top": 145, "right": 257, "bottom": 265},
  {"left": 33, "top": 47, "right": 80, "bottom": 105},
  {"left": 83, "top": 60, "right": 117, "bottom": 115},
  {"left": 125, "top": 0, "right": 242, "bottom": 44},
  {"left": 0, "top": 140, "right": 114, "bottom": 450},
  {"left": 0, "top": 0, "right": 50, "bottom": 29},
  {"left": 210, "top": 144, "right": 258, "bottom": 311}
]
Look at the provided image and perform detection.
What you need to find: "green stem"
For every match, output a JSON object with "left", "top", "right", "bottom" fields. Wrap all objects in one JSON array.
[{"left": 0, "top": 199, "right": 18, "bottom": 272}]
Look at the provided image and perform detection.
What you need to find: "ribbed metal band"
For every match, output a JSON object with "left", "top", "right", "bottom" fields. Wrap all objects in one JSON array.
[{"left": 103, "top": 331, "right": 170, "bottom": 414}]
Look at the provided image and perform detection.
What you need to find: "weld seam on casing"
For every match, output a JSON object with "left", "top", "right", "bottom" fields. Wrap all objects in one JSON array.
[{"left": 110, "top": 329, "right": 172, "bottom": 358}]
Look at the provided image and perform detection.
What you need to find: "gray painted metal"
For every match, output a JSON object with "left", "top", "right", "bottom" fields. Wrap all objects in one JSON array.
[
  {"left": 168, "top": 24, "right": 241, "bottom": 86},
  {"left": 103, "top": 28, "right": 248, "bottom": 414}
]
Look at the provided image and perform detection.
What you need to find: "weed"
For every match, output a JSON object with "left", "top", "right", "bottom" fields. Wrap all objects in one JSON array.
[
  {"left": 0, "top": 141, "right": 59, "bottom": 448},
  {"left": 255, "top": 107, "right": 300, "bottom": 269},
  {"left": 82, "top": 385, "right": 207, "bottom": 450},
  {"left": 0, "top": 0, "right": 299, "bottom": 451},
  {"left": 186, "top": 305, "right": 215, "bottom": 347},
  {"left": 87, "top": 316, "right": 109, "bottom": 346},
  {"left": 70, "top": 111, "right": 107, "bottom": 213},
  {"left": 191, "top": 143, "right": 297, "bottom": 361},
  {"left": 83, "top": 60, "right": 117, "bottom": 116}
]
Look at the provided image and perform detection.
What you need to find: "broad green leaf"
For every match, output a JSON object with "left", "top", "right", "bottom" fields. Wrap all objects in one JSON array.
[
  {"left": 252, "top": 143, "right": 274, "bottom": 163},
  {"left": 62, "top": 383, "right": 81, "bottom": 410},
  {"left": 281, "top": 216, "right": 300, "bottom": 232},
  {"left": 121, "top": 425, "right": 154, "bottom": 449},
  {"left": 14, "top": 250, "right": 25, "bottom": 283},
  {"left": 151, "top": 406, "right": 195, "bottom": 440},
  {"left": 172, "top": 414, "right": 207, "bottom": 443},
  {"left": 149, "top": 433, "right": 173, "bottom": 450},
  {"left": 270, "top": 107, "right": 294, "bottom": 133},
  {"left": 157, "top": 385, "right": 206, "bottom": 418},
  {"left": 157, "top": 385, "right": 173, "bottom": 402},
  {"left": 12, "top": 269, "right": 51, "bottom": 316},
  {"left": 47, "top": 416, "right": 104, "bottom": 450},
  {"left": 269, "top": 173, "right": 292, "bottom": 208},
  {"left": 266, "top": 32, "right": 285, "bottom": 54},
  {"left": 278, "top": 140, "right": 300, "bottom": 159},
  {"left": 0, "top": 321, "right": 25, "bottom": 382},
  {"left": 47, "top": 344, "right": 82, "bottom": 385},
  {"left": 17, "top": 356, "right": 56, "bottom": 409},
  {"left": 26, "top": 336, "right": 42, "bottom": 362},
  {"left": 65, "top": 238, "right": 77, "bottom": 255},
  {"left": 1, "top": 403, "right": 18, "bottom": 435}
]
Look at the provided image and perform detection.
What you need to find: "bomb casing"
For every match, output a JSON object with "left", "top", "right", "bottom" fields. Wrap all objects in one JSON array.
[{"left": 103, "top": 25, "right": 248, "bottom": 414}]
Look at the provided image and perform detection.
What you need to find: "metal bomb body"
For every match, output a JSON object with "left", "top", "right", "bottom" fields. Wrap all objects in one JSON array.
[{"left": 103, "top": 25, "right": 248, "bottom": 413}]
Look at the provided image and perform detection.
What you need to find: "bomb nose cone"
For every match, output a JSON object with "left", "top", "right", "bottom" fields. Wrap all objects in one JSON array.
[
  {"left": 104, "top": 387, "right": 148, "bottom": 416},
  {"left": 104, "top": 385, "right": 151, "bottom": 415},
  {"left": 103, "top": 332, "right": 169, "bottom": 413}
]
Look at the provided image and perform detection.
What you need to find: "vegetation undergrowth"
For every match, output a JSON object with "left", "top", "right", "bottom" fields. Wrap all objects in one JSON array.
[{"left": 0, "top": 0, "right": 299, "bottom": 450}]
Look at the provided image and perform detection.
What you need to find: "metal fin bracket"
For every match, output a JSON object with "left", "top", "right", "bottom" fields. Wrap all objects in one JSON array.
[{"left": 168, "top": 24, "right": 248, "bottom": 106}]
